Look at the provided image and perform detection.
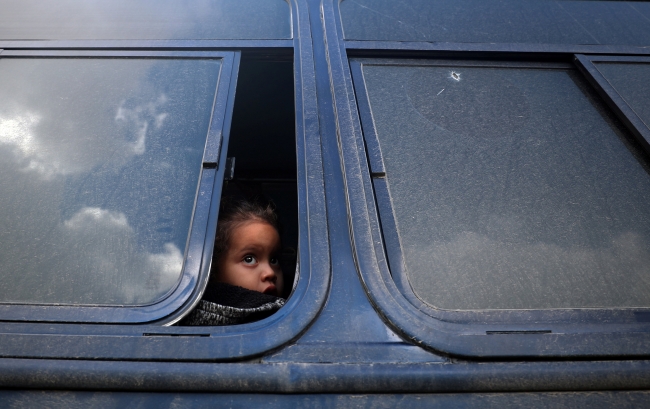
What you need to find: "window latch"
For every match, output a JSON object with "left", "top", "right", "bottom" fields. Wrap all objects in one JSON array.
[{"left": 224, "top": 157, "right": 236, "bottom": 181}]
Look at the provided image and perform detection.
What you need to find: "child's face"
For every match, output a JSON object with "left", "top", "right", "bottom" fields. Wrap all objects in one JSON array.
[{"left": 216, "top": 221, "right": 284, "bottom": 297}]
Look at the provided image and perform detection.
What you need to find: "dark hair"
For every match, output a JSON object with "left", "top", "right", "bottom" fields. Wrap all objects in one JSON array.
[{"left": 212, "top": 199, "right": 280, "bottom": 266}]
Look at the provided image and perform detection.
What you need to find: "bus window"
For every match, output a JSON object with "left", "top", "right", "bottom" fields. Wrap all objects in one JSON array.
[
  {"left": 360, "top": 60, "right": 650, "bottom": 310},
  {"left": 180, "top": 54, "right": 297, "bottom": 326},
  {"left": 347, "top": 57, "right": 650, "bottom": 356},
  {"left": 223, "top": 55, "right": 297, "bottom": 296},
  {"left": 0, "top": 50, "right": 239, "bottom": 323}
]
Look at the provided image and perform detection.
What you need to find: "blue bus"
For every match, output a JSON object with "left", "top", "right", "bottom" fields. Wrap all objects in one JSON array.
[{"left": 1, "top": 0, "right": 650, "bottom": 406}]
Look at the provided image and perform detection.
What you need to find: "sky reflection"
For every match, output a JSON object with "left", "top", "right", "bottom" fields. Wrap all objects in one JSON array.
[{"left": 0, "top": 57, "right": 220, "bottom": 305}]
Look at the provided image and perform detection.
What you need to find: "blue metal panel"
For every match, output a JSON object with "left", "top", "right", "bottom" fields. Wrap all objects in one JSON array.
[
  {"left": 1, "top": 391, "right": 650, "bottom": 408},
  {"left": 1, "top": 359, "right": 650, "bottom": 392},
  {"left": 0, "top": 0, "right": 292, "bottom": 41},
  {"left": 340, "top": 0, "right": 650, "bottom": 46}
]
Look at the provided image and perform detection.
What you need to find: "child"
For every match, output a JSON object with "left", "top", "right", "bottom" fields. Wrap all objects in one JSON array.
[{"left": 181, "top": 199, "right": 285, "bottom": 326}]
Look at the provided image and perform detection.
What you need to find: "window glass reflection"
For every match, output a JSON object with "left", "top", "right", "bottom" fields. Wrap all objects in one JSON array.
[
  {"left": 0, "top": 57, "right": 220, "bottom": 305},
  {"left": 360, "top": 61, "right": 650, "bottom": 310}
]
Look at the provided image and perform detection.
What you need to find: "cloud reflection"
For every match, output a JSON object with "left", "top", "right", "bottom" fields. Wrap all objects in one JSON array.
[
  {"left": 0, "top": 111, "right": 40, "bottom": 155},
  {"left": 0, "top": 59, "right": 169, "bottom": 179},
  {"left": 408, "top": 231, "right": 650, "bottom": 310},
  {"left": 0, "top": 111, "right": 75, "bottom": 177},
  {"left": 0, "top": 58, "right": 215, "bottom": 306},
  {"left": 115, "top": 93, "right": 169, "bottom": 155},
  {"left": 59, "top": 206, "right": 183, "bottom": 304},
  {"left": 64, "top": 206, "right": 132, "bottom": 232}
]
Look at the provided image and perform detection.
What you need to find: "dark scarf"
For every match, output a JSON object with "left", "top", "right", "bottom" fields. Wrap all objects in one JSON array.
[{"left": 179, "top": 282, "right": 285, "bottom": 326}]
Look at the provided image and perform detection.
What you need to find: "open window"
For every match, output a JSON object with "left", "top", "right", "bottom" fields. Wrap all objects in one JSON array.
[
  {"left": 170, "top": 52, "right": 298, "bottom": 327},
  {"left": 349, "top": 57, "right": 650, "bottom": 357},
  {"left": 172, "top": 53, "right": 298, "bottom": 327},
  {"left": 219, "top": 54, "right": 298, "bottom": 298},
  {"left": 0, "top": 50, "right": 239, "bottom": 323}
]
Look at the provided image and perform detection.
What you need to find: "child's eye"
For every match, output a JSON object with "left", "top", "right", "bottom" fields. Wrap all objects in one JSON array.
[
  {"left": 270, "top": 257, "right": 279, "bottom": 266},
  {"left": 243, "top": 255, "right": 257, "bottom": 265}
]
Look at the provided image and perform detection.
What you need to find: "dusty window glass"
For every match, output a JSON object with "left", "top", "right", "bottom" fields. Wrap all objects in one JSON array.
[
  {"left": 359, "top": 61, "right": 650, "bottom": 310},
  {"left": 594, "top": 62, "right": 650, "bottom": 132},
  {"left": 0, "top": 57, "right": 220, "bottom": 305}
]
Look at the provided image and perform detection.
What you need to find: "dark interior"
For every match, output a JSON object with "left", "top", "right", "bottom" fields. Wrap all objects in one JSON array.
[{"left": 221, "top": 51, "right": 297, "bottom": 297}]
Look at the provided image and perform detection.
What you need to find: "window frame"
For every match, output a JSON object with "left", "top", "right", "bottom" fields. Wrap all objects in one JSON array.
[
  {"left": 575, "top": 55, "right": 650, "bottom": 153},
  {"left": 342, "top": 53, "right": 650, "bottom": 358},
  {"left": 315, "top": 0, "right": 650, "bottom": 358}
]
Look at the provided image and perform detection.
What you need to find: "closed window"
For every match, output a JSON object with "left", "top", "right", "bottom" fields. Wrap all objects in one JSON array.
[
  {"left": 0, "top": 50, "right": 239, "bottom": 322},
  {"left": 356, "top": 59, "right": 650, "bottom": 311},
  {"left": 350, "top": 57, "right": 650, "bottom": 356}
]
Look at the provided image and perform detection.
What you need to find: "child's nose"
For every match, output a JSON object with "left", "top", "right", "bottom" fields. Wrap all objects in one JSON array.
[{"left": 260, "top": 263, "right": 277, "bottom": 283}]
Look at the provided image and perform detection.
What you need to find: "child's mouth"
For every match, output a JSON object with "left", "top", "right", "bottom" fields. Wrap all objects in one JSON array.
[{"left": 263, "top": 285, "right": 277, "bottom": 296}]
